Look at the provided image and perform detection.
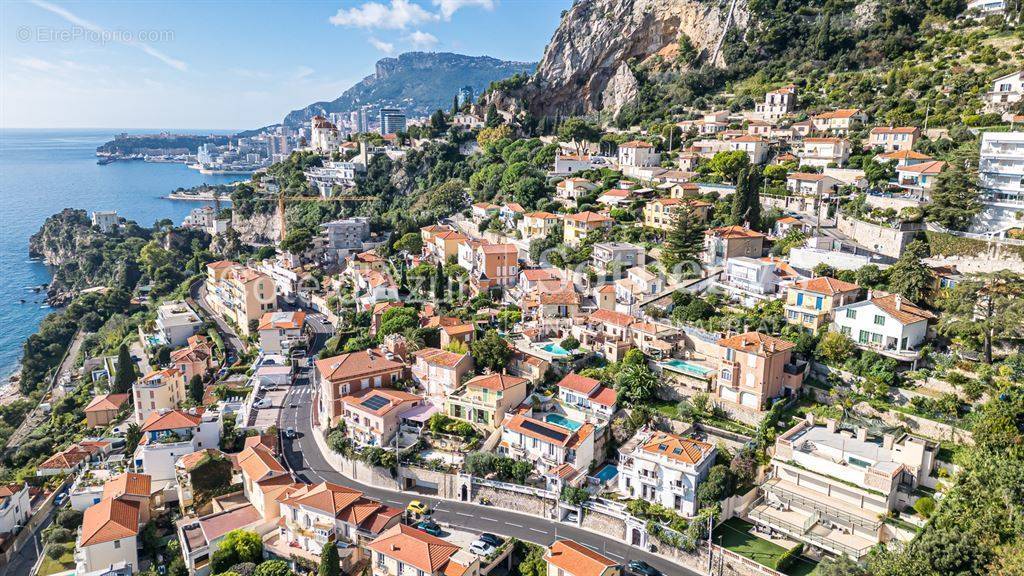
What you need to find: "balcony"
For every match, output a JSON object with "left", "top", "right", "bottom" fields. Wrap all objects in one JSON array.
[
  {"left": 748, "top": 498, "right": 876, "bottom": 559},
  {"left": 763, "top": 478, "right": 882, "bottom": 530}
]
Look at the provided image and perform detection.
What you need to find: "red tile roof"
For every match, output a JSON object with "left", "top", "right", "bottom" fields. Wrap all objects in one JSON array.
[{"left": 80, "top": 499, "right": 140, "bottom": 546}]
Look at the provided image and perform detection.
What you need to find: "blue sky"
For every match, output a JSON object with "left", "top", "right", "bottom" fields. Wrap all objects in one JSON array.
[{"left": 1, "top": 0, "right": 568, "bottom": 130}]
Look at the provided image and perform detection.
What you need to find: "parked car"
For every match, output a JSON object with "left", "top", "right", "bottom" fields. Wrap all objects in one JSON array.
[
  {"left": 469, "top": 540, "right": 496, "bottom": 556},
  {"left": 478, "top": 533, "right": 504, "bottom": 548},
  {"left": 406, "top": 500, "right": 430, "bottom": 516},
  {"left": 627, "top": 560, "right": 661, "bottom": 576},
  {"left": 253, "top": 398, "right": 272, "bottom": 409},
  {"left": 415, "top": 521, "right": 442, "bottom": 536},
  {"left": 285, "top": 427, "right": 295, "bottom": 439}
]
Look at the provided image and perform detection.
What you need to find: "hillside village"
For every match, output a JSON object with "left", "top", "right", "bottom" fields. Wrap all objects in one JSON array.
[{"left": 6, "top": 2, "right": 1024, "bottom": 576}]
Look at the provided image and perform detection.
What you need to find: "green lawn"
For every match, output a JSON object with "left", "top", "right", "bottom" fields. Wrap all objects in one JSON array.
[
  {"left": 714, "top": 518, "right": 819, "bottom": 576},
  {"left": 37, "top": 543, "right": 76, "bottom": 576}
]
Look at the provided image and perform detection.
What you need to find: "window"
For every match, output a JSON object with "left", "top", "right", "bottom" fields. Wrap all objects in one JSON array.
[
  {"left": 846, "top": 309, "right": 857, "bottom": 319},
  {"left": 841, "top": 326, "right": 852, "bottom": 336},
  {"left": 815, "top": 297, "right": 823, "bottom": 310},
  {"left": 874, "top": 314, "right": 885, "bottom": 326},
  {"left": 113, "top": 540, "right": 121, "bottom": 549},
  {"left": 859, "top": 330, "right": 869, "bottom": 343},
  {"left": 796, "top": 293, "right": 804, "bottom": 306},
  {"left": 871, "top": 332, "right": 883, "bottom": 344}
]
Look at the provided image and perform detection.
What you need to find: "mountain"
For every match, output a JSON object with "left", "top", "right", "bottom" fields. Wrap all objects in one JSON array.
[{"left": 282, "top": 52, "right": 536, "bottom": 127}]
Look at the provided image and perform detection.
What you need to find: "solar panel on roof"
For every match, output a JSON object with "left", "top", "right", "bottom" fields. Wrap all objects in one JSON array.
[
  {"left": 361, "top": 395, "right": 390, "bottom": 410},
  {"left": 521, "top": 419, "right": 568, "bottom": 442}
]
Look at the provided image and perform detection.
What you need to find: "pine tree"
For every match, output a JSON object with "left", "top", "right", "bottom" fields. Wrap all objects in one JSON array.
[
  {"left": 434, "top": 262, "right": 445, "bottom": 300},
  {"left": 664, "top": 203, "right": 706, "bottom": 272},
  {"left": 730, "top": 167, "right": 749, "bottom": 225},
  {"left": 189, "top": 375, "right": 204, "bottom": 405},
  {"left": 815, "top": 11, "right": 832, "bottom": 59},
  {"left": 113, "top": 342, "right": 136, "bottom": 393},
  {"left": 927, "top": 160, "right": 982, "bottom": 231},
  {"left": 887, "top": 240, "right": 934, "bottom": 304}
]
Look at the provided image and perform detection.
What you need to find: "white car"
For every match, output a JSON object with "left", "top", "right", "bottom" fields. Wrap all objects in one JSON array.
[
  {"left": 468, "top": 541, "right": 495, "bottom": 556},
  {"left": 253, "top": 398, "right": 272, "bottom": 409}
]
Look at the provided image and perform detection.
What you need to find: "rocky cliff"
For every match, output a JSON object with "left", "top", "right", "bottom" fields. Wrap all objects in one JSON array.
[{"left": 494, "top": 0, "right": 745, "bottom": 118}]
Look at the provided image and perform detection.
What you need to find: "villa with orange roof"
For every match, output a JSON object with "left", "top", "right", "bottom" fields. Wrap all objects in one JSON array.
[
  {"left": 703, "top": 226, "right": 766, "bottom": 266},
  {"left": 785, "top": 172, "right": 842, "bottom": 197},
  {"left": 37, "top": 441, "right": 111, "bottom": 476},
  {"left": 85, "top": 392, "right": 129, "bottom": 428},
  {"left": 422, "top": 226, "right": 468, "bottom": 263},
  {"left": 133, "top": 367, "right": 187, "bottom": 424},
  {"left": 617, "top": 140, "right": 660, "bottom": 169},
  {"left": 205, "top": 261, "right": 277, "bottom": 336},
  {"left": 642, "top": 197, "right": 710, "bottom": 231},
  {"left": 411, "top": 347, "right": 473, "bottom": 401},
  {"left": 257, "top": 310, "right": 307, "bottom": 354},
  {"left": 340, "top": 388, "right": 426, "bottom": 446},
  {"left": 810, "top": 108, "right": 867, "bottom": 133},
  {"left": 716, "top": 332, "right": 804, "bottom": 410},
  {"left": 170, "top": 334, "right": 216, "bottom": 384},
  {"left": 618, "top": 430, "right": 716, "bottom": 516},
  {"left": 556, "top": 373, "right": 617, "bottom": 420},
  {"left": 471, "top": 202, "right": 500, "bottom": 221},
  {"left": 868, "top": 126, "right": 920, "bottom": 152},
  {"left": 422, "top": 316, "right": 476, "bottom": 349},
  {"left": 785, "top": 277, "right": 862, "bottom": 330},
  {"left": 555, "top": 177, "right": 597, "bottom": 205},
  {"left": 545, "top": 539, "right": 622, "bottom": 576},
  {"left": 831, "top": 292, "right": 935, "bottom": 362},
  {"left": 499, "top": 413, "right": 597, "bottom": 475},
  {"left": 895, "top": 160, "right": 946, "bottom": 195},
  {"left": 520, "top": 211, "right": 562, "bottom": 239},
  {"left": 0, "top": 483, "right": 30, "bottom": 535},
  {"left": 75, "top": 498, "right": 141, "bottom": 575},
  {"left": 315, "top": 348, "right": 406, "bottom": 429},
  {"left": 563, "top": 211, "right": 613, "bottom": 247},
  {"left": 135, "top": 409, "right": 221, "bottom": 488},
  {"left": 368, "top": 524, "right": 478, "bottom": 576},
  {"left": 446, "top": 373, "right": 529, "bottom": 429},
  {"left": 875, "top": 148, "right": 933, "bottom": 167},
  {"left": 798, "top": 137, "right": 851, "bottom": 168}
]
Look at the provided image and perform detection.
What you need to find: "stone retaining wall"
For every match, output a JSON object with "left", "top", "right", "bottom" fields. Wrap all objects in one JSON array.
[
  {"left": 471, "top": 485, "right": 554, "bottom": 517},
  {"left": 581, "top": 509, "right": 626, "bottom": 540}
]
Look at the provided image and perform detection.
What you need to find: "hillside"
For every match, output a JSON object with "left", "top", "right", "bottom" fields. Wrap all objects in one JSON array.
[{"left": 282, "top": 52, "right": 535, "bottom": 126}]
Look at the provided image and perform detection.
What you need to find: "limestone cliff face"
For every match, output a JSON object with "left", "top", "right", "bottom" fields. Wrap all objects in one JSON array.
[
  {"left": 229, "top": 211, "right": 280, "bottom": 245},
  {"left": 502, "top": 0, "right": 744, "bottom": 118}
]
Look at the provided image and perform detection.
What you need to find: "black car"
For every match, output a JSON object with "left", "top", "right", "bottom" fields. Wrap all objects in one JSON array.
[
  {"left": 478, "top": 533, "right": 504, "bottom": 548},
  {"left": 627, "top": 560, "right": 661, "bottom": 576}
]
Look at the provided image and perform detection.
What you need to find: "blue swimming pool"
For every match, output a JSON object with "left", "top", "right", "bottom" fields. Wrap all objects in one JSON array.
[
  {"left": 544, "top": 413, "right": 583, "bottom": 431},
  {"left": 541, "top": 343, "right": 571, "bottom": 356},
  {"left": 660, "top": 359, "right": 715, "bottom": 378},
  {"left": 594, "top": 464, "right": 618, "bottom": 483}
]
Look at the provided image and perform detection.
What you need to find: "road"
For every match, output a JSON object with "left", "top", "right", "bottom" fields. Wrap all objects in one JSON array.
[
  {"left": 0, "top": 487, "right": 65, "bottom": 576},
  {"left": 188, "top": 281, "right": 245, "bottom": 354},
  {"left": 277, "top": 318, "right": 701, "bottom": 576}
]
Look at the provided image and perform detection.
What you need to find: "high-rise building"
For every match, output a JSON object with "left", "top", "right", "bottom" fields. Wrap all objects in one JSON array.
[
  {"left": 458, "top": 85, "right": 475, "bottom": 107},
  {"left": 978, "top": 131, "right": 1024, "bottom": 232},
  {"left": 378, "top": 107, "right": 406, "bottom": 135}
]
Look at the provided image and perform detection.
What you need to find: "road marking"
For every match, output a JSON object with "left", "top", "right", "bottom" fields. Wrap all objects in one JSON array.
[
  {"left": 604, "top": 551, "right": 624, "bottom": 560},
  {"left": 529, "top": 528, "right": 547, "bottom": 534},
  {"left": 480, "top": 517, "right": 497, "bottom": 522},
  {"left": 385, "top": 500, "right": 402, "bottom": 505},
  {"left": 505, "top": 522, "right": 522, "bottom": 528},
  {"left": 455, "top": 512, "right": 472, "bottom": 517}
]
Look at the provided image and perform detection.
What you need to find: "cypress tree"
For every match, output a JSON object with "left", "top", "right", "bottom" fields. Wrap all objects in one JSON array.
[
  {"left": 113, "top": 343, "right": 136, "bottom": 393},
  {"left": 318, "top": 542, "right": 340, "bottom": 576}
]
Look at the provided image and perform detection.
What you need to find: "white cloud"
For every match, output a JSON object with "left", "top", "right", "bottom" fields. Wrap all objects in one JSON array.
[
  {"left": 369, "top": 37, "right": 396, "bottom": 54},
  {"left": 432, "top": 0, "right": 494, "bottom": 20},
  {"left": 29, "top": 0, "right": 187, "bottom": 71},
  {"left": 11, "top": 57, "right": 59, "bottom": 72},
  {"left": 406, "top": 30, "right": 438, "bottom": 48},
  {"left": 329, "top": 0, "right": 437, "bottom": 30},
  {"left": 294, "top": 66, "right": 315, "bottom": 80}
]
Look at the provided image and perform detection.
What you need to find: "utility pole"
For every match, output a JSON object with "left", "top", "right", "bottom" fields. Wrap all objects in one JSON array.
[{"left": 923, "top": 102, "right": 931, "bottom": 133}]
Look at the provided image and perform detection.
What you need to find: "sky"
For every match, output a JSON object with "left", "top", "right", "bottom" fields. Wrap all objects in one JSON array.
[{"left": 0, "top": 0, "right": 569, "bottom": 130}]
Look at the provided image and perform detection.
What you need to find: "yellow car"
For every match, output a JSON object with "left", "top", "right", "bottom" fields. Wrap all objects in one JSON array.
[{"left": 406, "top": 500, "right": 430, "bottom": 516}]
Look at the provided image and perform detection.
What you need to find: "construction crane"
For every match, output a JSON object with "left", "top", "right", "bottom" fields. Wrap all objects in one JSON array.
[{"left": 275, "top": 193, "right": 376, "bottom": 240}]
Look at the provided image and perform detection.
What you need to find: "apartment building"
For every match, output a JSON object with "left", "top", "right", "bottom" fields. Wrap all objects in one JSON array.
[
  {"left": 134, "top": 409, "right": 221, "bottom": 485},
  {"left": 785, "top": 277, "right": 861, "bottom": 331},
  {"left": 155, "top": 301, "right": 203, "bottom": 348},
  {"left": 716, "top": 332, "right": 804, "bottom": 411},
  {"left": 76, "top": 499, "right": 141, "bottom": 575},
  {"left": 368, "top": 524, "right": 478, "bottom": 576},
  {"left": 703, "top": 226, "right": 766, "bottom": 266},
  {"left": 467, "top": 242, "right": 519, "bottom": 295},
  {"left": 868, "top": 127, "right": 920, "bottom": 152},
  {"left": 810, "top": 109, "right": 866, "bottom": 134},
  {"left": 323, "top": 217, "right": 374, "bottom": 261},
  {"left": 591, "top": 242, "right": 645, "bottom": 271},
  {"left": 410, "top": 347, "right": 473, "bottom": 402},
  {"left": 304, "top": 161, "right": 359, "bottom": 196},
  {"left": 499, "top": 414, "right": 596, "bottom": 475},
  {"left": 728, "top": 135, "right": 768, "bottom": 164},
  {"left": 170, "top": 335, "right": 216, "bottom": 384},
  {"left": 831, "top": 293, "right": 934, "bottom": 361},
  {"left": 617, "top": 431, "right": 716, "bottom": 516},
  {"left": 799, "top": 138, "right": 851, "bottom": 168},
  {"left": 617, "top": 140, "right": 660, "bottom": 168},
  {"left": 756, "top": 85, "right": 797, "bottom": 121},
  {"left": 340, "top": 388, "right": 425, "bottom": 447},
  {"left": 314, "top": 348, "right": 405, "bottom": 429},
  {"left": 555, "top": 373, "right": 617, "bottom": 421},
  {"left": 978, "top": 131, "right": 1024, "bottom": 231},
  {"left": 257, "top": 310, "right": 306, "bottom": 354},
  {"left": 205, "top": 261, "right": 276, "bottom": 336},
  {"left": 520, "top": 211, "right": 562, "bottom": 241},
  {"left": 545, "top": 539, "right": 622, "bottom": 576},
  {"left": 749, "top": 415, "right": 937, "bottom": 560},
  {"left": 134, "top": 367, "right": 186, "bottom": 424},
  {"left": 643, "top": 197, "right": 711, "bottom": 231},
  {"left": 563, "top": 211, "right": 613, "bottom": 247},
  {"left": 447, "top": 373, "right": 528, "bottom": 429}
]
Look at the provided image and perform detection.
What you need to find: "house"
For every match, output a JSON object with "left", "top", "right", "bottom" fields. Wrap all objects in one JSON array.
[
  {"left": 411, "top": 347, "right": 473, "bottom": 402},
  {"left": 176, "top": 449, "right": 229, "bottom": 511},
  {"left": 315, "top": 349, "right": 406, "bottom": 429},
  {"left": 471, "top": 202, "right": 500, "bottom": 222},
  {"left": 617, "top": 140, "right": 660, "bottom": 168},
  {"left": 716, "top": 332, "right": 803, "bottom": 411},
  {"left": 0, "top": 483, "right": 31, "bottom": 535},
  {"left": 205, "top": 262, "right": 277, "bottom": 336},
  {"left": 596, "top": 188, "right": 633, "bottom": 207},
  {"left": 785, "top": 277, "right": 862, "bottom": 331},
  {"left": 446, "top": 373, "right": 529, "bottom": 429},
  {"left": 524, "top": 289, "right": 582, "bottom": 327},
  {"left": 177, "top": 504, "right": 265, "bottom": 576},
  {"left": 786, "top": 173, "right": 842, "bottom": 197},
  {"left": 91, "top": 210, "right": 120, "bottom": 233},
  {"left": 591, "top": 242, "right": 645, "bottom": 271},
  {"left": 984, "top": 70, "right": 1024, "bottom": 112},
  {"left": 368, "top": 524, "right": 478, "bottom": 576},
  {"left": 571, "top": 308, "right": 636, "bottom": 361},
  {"left": 508, "top": 351, "right": 550, "bottom": 384},
  {"left": 170, "top": 335, "right": 216, "bottom": 384},
  {"left": 500, "top": 203, "right": 525, "bottom": 226},
  {"left": 614, "top": 267, "right": 664, "bottom": 313},
  {"left": 421, "top": 226, "right": 467, "bottom": 263},
  {"left": 499, "top": 414, "right": 596, "bottom": 475},
  {"left": 520, "top": 211, "right": 562, "bottom": 240},
  {"left": 563, "top": 212, "right": 613, "bottom": 247},
  {"left": 155, "top": 301, "right": 203, "bottom": 348},
  {"left": 773, "top": 216, "right": 810, "bottom": 238},
  {"left": 553, "top": 153, "right": 594, "bottom": 175},
  {"left": 895, "top": 161, "right": 946, "bottom": 196},
  {"left": 545, "top": 539, "right": 622, "bottom": 576},
  {"left": 37, "top": 442, "right": 111, "bottom": 476},
  {"left": 75, "top": 499, "right": 140, "bottom": 575},
  {"left": 257, "top": 310, "right": 306, "bottom": 354},
  {"left": 703, "top": 226, "right": 766, "bottom": 266},
  {"left": 668, "top": 181, "right": 700, "bottom": 199},
  {"left": 756, "top": 85, "right": 797, "bottom": 121},
  {"left": 728, "top": 135, "right": 768, "bottom": 164},
  {"left": 370, "top": 302, "right": 404, "bottom": 337},
  {"left": 556, "top": 373, "right": 617, "bottom": 421},
  {"left": 810, "top": 109, "right": 867, "bottom": 134},
  {"left": 718, "top": 257, "right": 789, "bottom": 304},
  {"left": 876, "top": 149, "right": 934, "bottom": 168},
  {"left": 799, "top": 138, "right": 851, "bottom": 168},
  {"left": 135, "top": 410, "right": 221, "bottom": 488},
  {"left": 643, "top": 197, "right": 710, "bottom": 231},
  {"left": 85, "top": 393, "right": 129, "bottom": 428},
  {"left": 868, "top": 127, "right": 920, "bottom": 152},
  {"left": 555, "top": 178, "right": 597, "bottom": 204},
  {"left": 466, "top": 243, "right": 520, "bottom": 295},
  {"left": 103, "top": 473, "right": 154, "bottom": 525},
  {"left": 133, "top": 367, "right": 186, "bottom": 424},
  {"left": 340, "top": 388, "right": 425, "bottom": 447},
  {"left": 278, "top": 483, "right": 403, "bottom": 565},
  {"left": 831, "top": 293, "right": 935, "bottom": 362},
  {"left": 749, "top": 414, "right": 938, "bottom": 560},
  {"left": 617, "top": 430, "right": 716, "bottom": 516},
  {"left": 422, "top": 316, "right": 475, "bottom": 348}
]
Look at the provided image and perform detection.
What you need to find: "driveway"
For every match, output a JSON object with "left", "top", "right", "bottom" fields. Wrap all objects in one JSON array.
[{"left": 189, "top": 280, "right": 245, "bottom": 354}]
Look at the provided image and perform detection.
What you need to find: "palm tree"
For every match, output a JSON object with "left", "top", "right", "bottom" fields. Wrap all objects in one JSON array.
[
  {"left": 124, "top": 423, "right": 142, "bottom": 454},
  {"left": 615, "top": 364, "right": 657, "bottom": 406}
]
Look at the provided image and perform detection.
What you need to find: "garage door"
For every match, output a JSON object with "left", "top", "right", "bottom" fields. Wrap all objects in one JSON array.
[
  {"left": 415, "top": 480, "right": 439, "bottom": 494},
  {"left": 741, "top": 391, "right": 759, "bottom": 408},
  {"left": 721, "top": 386, "right": 739, "bottom": 403}
]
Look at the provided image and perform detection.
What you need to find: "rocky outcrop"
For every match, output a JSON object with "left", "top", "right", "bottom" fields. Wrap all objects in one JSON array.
[
  {"left": 229, "top": 211, "right": 280, "bottom": 245},
  {"left": 29, "top": 209, "right": 97, "bottom": 266},
  {"left": 495, "top": 0, "right": 745, "bottom": 118}
]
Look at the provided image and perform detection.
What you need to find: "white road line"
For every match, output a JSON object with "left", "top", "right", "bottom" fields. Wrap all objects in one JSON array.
[
  {"left": 506, "top": 522, "right": 522, "bottom": 528},
  {"left": 455, "top": 512, "right": 473, "bottom": 517},
  {"left": 529, "top": 528, "right": 547, "bottom": 534},
  {"left": 385, "top": 500, "right": 402, "bottom": 505},
  {"left": 480, "top": 517, "right": 498, "bottom": 522},
  {"left": 604, "top": 551, "right": 624, "bottom": 560}
]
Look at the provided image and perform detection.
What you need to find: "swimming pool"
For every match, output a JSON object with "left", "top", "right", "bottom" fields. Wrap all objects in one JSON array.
[
  {"left": 660, "top": 359, "right": 715, "bottom": 378},
  {"left": 593, "top": 463, "right": 618, "bottom": 483},
  {"left": 540, "top": 343, "right": 571, "bottom": 356},
  {"left": 544, "top": 413, "right": 583, "bottom": 431}
]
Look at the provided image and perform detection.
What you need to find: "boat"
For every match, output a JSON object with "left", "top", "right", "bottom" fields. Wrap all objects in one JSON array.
[{"left": 97, "top": 157, "right": 115, "bottom": 165}]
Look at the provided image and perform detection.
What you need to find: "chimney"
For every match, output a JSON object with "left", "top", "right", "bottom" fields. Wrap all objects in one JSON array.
[
  {"left": 826, "top": 419, "right": 837, "bottom": 433},
  {"left": 806, "top": 413, "right": 816, "bottom": 426},
  {"left": 856, "top": 427, "right": 867, "bottom": 442},
  {"left": 867, "top": 289, "right": 873, "bottom": 300},
  {"left": 883, "top": 434, "right": 895, "bottom": 450},
  {"left": 894, "top": 294, "right": 903, "bottom": 311}
]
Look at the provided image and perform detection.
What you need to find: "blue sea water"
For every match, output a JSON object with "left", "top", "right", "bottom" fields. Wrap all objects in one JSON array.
[{"left": 0, "top": 128, "right": 246, "bottom": 381}]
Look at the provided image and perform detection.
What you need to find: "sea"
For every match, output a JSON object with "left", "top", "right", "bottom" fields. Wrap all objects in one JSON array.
[{"left": 0, "top": 128, "right": 247, "bottom": 383}]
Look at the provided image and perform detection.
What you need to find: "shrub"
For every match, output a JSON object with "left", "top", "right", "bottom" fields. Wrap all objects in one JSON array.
[
  {"left": 776, "top": 543, "right": 804, "bottom": 571},
  {"left": 914, "top": 496, "right": 936, "bottom": 518}
]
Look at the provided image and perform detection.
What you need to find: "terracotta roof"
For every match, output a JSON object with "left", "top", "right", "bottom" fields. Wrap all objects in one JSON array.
[
  {"left": 546, "top": 464, "right": 579, "bottom": 480},
  {"left": 588, "top": 308, "right": 635, "bottom": 327},
  {"left": 898, "top": 160, "right": 946, "bottom": 175},
  {"left": 537, "top": 290, "right": 581, "bottom": 306},
  {"left": 788, "top": 172, "right": 827, "bottom": 181},
  {"left": 522, "top": 269, "right": 562, "bottom": 282},
  {"left": 731, "top": 135, "right": 765, "bottom": 143},
  {"left": 177, "top": 449, "right": 226, "bottom": 472},
  {"left": 37, "top": 446, "right": 95, "bottom": 470},
  {"left": 413, "top": 347, "right": 469, "bottom": 369},
  {"left": 878, "top": 149, "right": 932, "bottom": 161},
  {"left": 591, "top": 386, "right": 618, "bottom": 407},
  {"left": 238, "top": 444, "right": 286, "bottom": 482},
  {"left": 792, "top": 276, "right": 860, "bottom": 296},
  {"left": 804, "top": 137, "right": 845, "bottom": 144},
  {"left": 368, "top": 524, "right": 460, "bottom": 573},
  {"left": 641, "top": 432, "right": 714, "bottom": 465},
  {"left": 776, "top": 216, "right": 799, "bottom": 224},
  {"left": 341, "top": 388, "right": 423, "bottom": 417},
  {"left": 546, "top": 539, "right": 619, "bottom": 576},
  {"left": 557, "top": 373, "right": 601, "bottom": 396},
  {"left": 870, "top": 126, "right": 919, "bottom": 134},
  {"left": 258, "top": 310, "right": 306, "bottom": 331},
  {"left": 464, "top": 373, "right": 527, "bottom": 392},
  {"left": 103, "top": 472, "right": 152, "bottom": 500},
  {"left": 315, "top": 349, "right": 404, "bottom": 383},
  {"left": 207, "top": 260, "right": 235, "bottom": 270},
  {"left": 565, "top": 211, "right": 613, "bottom": 224},
  {"left": 85, "top": 393, "right": 129, "bottom": 413},
  {"left": 80, "top": 499, "right": 140, "bottom": 546},
  {"left": 198, "top": 503, "right": 262, "bottom": 543},
  {"left": 505, "top": 414, "right": 580, "bottom": 447},
  {"left": 525, "top": 211, "right": 560, "bottom": 220},
  {"left": 480, "top": 243, "right": 518, "bottom": 255},
  {"left": 705, "top": 225, "right": 766, "bottom": 239},
  {"left": 620, "top": 140, "right": 654, "bottom": 148},
  {"left": 140, "top": 410, "right": 201, "bottom": 432},
  {"left": 868, "top": 294, "right": 935, "bottom": 325},
  {"left": 244, "top": 434, "right": 279, "bottom": 452},
  {"left": 813, "top": 108, "right": 863, "bottom": 119},
  {"left": 280, "top": 482, "right": 365, "bottom": 517},
  {"left": 717, "top": 332, "right": 795, "bottom": 356},
  {"left": 504, "top": 202, "right": 525, "bottom": 212}
]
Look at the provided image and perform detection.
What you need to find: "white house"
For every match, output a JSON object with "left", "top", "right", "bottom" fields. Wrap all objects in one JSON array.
[
  {"left": 91, "top": 211, "right": 120, "bottom": 233},
  {"left": 984, "top": 70, "right": 1024, "bottom": 112},
  {"left": 717, "top": 256, "right": 788, "bottom": 305},
  {"left": 499, "top": 414, "right": 596, "bottom": 476},
  {"left": 617, "top": 141, "right": 660, "bottom": 168},
  {"left": 896, "top": 161, "right": 946, "bottom": 197},
  {"left": 134, "top": 410, "right": 221, "bottom": 490},
  {"left": 831, "top": 293, "right": 934, "bottom": 362},
  {"left": 155, "top": 301, "right": 203, "bottom": 348},
  {"left": 728, "top": 135, "right": 768, "bottom": 164},
  {"left": 0, "top": 484, "right": 31, "bottom": 535},
  {"left": 277, "top": 482, "right": 402, "bottom": 559},
  {"left": 968, "top": 0, "right": 1006, "bottom": 14},
  {"left": 617, "top": 430, "right": 716, "bottom": 517},
  {"left": 756, "top": 85, "right": 797, "bottom": 121},
  {"left": 614, "top": 267, "right": 664, "bottom": 314},
  {"left": 555, "top": 373, "right": 617, "bottom": 421},
  {"left": 555, "top": 177, "right": 597, "bottom": 204},
  {"left": 553, "top": 153, "right": 594, "bottom": 175},
  {"left": 76, "top": 499, "right": 140, "bottom": 575},
  {"left": 799, "top": 138, "right": 851, "bottom": 168},
  {"left": 786, "top": 173, "right": 842, "bottom": 197},
  {"left": 257, "top": 310, "right": 306, "bottom": 354}
]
